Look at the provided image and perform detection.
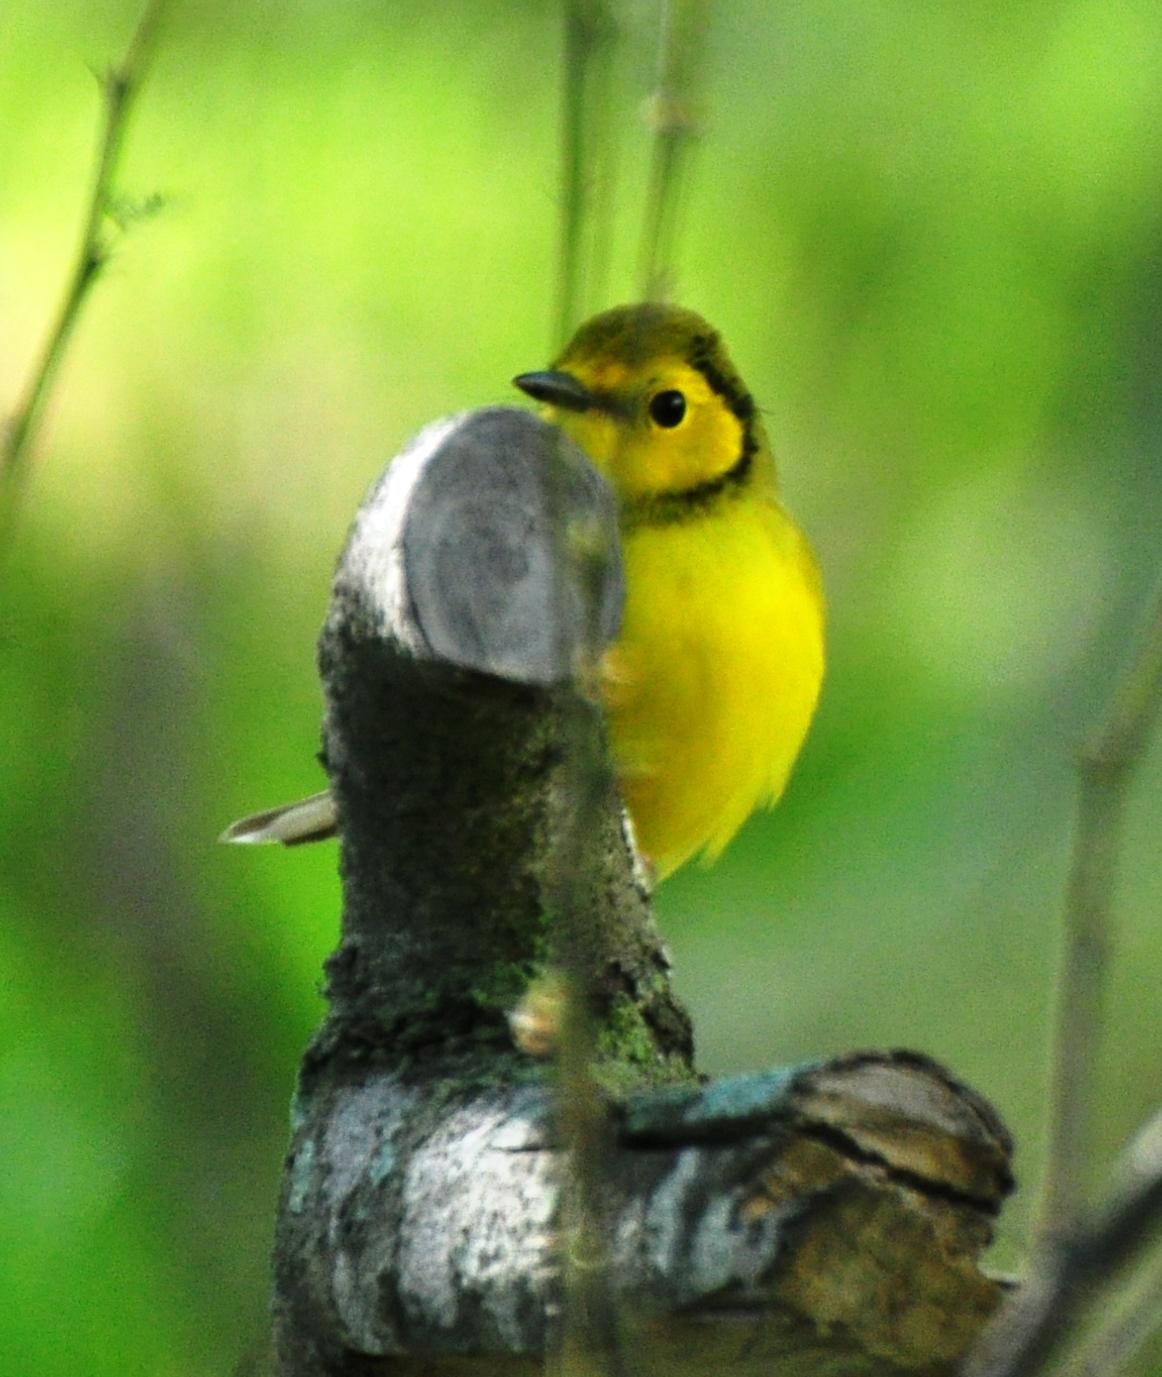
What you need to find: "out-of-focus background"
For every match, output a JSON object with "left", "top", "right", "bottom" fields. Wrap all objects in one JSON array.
[{"left": 3, "top": 2, "right": 1161, "bottom": 1373}]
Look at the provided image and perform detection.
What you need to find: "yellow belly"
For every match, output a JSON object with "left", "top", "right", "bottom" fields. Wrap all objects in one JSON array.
[{"left": 605, "top": 498, "right": 825, "bottom": 879}]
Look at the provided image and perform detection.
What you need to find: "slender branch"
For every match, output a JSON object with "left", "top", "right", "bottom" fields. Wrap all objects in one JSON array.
[
  {"left": 554, "top": 24, "right": 639, "bottom": 1359},
  {"left": 1053, "top": 1243, "right": 1162, "bottom": 1377},
  {"left": 550, "top": 783, "right": 630, "bottom": 1377},
  {"left": 554, "top": 8, "right": 694, "bottom": 1360},
  {"left": 964, "top": 1102, "right": 1162, "bottom": 1377},
  {"left": 960, "top": 578, "right": 1162, "bottom": 1377},
  {"left": 555, "top": 0, "right": 615, "bottom": 349},
  {"left": 551, "top": 7, "right": 712, "bottom": 1358},
  {"left": 542, "top": 433, "right": 630, "bottom": 1371},
  {"left": 0, "top": 0, "right": 167, "bottom": 547},
  {"left": 1036, "top": 575, "right": 1162, "bottom": 1246},
  {"left": 637, "top": 0, "right": 708, "bottom": 302}
]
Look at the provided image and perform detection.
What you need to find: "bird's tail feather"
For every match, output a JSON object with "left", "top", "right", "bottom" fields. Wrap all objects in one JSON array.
[{"left": 219, "top": 789, "right": 337, "bottom": 846}]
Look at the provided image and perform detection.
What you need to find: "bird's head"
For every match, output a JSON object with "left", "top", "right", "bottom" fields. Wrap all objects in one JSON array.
[{"left": 514, "top": 304, "right": 768, "bottom": 515}]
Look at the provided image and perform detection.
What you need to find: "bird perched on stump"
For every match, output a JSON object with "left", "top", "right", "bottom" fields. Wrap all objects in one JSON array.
[{"left": 223, "top": 304, "right": 825, "bottom": 882}]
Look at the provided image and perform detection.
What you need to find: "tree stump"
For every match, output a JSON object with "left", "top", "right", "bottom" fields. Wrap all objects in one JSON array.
[{"left": 269, "top": 407, "right": 1014, "bottom": 1376}]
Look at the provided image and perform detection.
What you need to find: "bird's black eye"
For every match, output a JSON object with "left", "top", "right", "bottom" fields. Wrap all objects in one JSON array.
[{"left": 648, "top": 389, "right": 686, "bottom": 428}]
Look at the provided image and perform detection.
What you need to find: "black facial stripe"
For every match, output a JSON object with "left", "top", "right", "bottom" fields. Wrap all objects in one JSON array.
[
  {"left": 624, "top": 428, "right": 758, "bottom": 528},
  {"left": 619, "top": 335, "right": 765, "bottom": 527},
  {"left": 687, "top": 333, "right": 757, "bottom": 425}
]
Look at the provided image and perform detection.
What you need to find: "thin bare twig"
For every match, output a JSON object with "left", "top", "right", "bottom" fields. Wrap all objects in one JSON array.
[
  {"left": 550, "top": 794, "right": 628, "bottom": 1377},
  {"left": 1053, "top": 1241, "right": 1162, "bottom": 1377},
  {"left": 1036, "top": 576, "right": 1162, "bottom": 1247},
  {"left": 637, "top": 0, "right": 708, "bottom": 302},
  {"left": 965, "top": 580, "right": 1162, "bottom": 1377},
  {"left": 555, "top": 0, "right": 615, "bottom": 349},
  {"left": 542, "top": 542, "right": 628, "bottom": 1377},
  {"left": 540, "top": 422, "right": 628, "bottom": 1376},
  {"left": 0, "top": 0, "right": 167, "bottom": 548},
  {"left": 964, "top": 1103, "right": 1162, "bottom": 1377}
]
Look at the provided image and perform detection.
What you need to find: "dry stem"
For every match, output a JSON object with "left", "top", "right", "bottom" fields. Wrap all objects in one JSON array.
[
  {"left": 637, "top": 0, "right": 708, "bottom": 301},
  {"left": 1037, "top": 577, "right": 1162, "bottom": 1245},
  {"left": 0, "top": 0, "right": 167, "bottom": 550},
  {"left": 555, "top": 0, "right": 616, "bottom": 349},
  {"left": 965, "top": 580, "right": 1162, "bottom": 1377}
]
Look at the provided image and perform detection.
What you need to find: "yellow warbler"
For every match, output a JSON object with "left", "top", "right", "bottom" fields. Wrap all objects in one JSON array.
[
  {"left": 515, "top": 303, "right": 824, "bottom": 877},
  {"left": 224, "top": 304, "right": 824, "bottom": 881}
]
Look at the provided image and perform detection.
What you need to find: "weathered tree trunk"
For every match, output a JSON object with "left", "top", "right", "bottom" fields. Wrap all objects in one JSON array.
[{"left": 271, "top": 407, "right": 1014, "bottom": 1376}]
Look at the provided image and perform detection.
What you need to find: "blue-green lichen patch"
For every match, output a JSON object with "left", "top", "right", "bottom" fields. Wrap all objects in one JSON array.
[
  {"left": 621, "top": 1065, "right": 812, "bottom": 1146},
  {"left": 369, "top": 1140, "right": 397, "bottom": 1187}
]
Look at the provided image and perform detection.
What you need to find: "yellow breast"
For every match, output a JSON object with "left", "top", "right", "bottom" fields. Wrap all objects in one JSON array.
[{"left": 605, "top": 497, "right": 824, "bottom": 879}]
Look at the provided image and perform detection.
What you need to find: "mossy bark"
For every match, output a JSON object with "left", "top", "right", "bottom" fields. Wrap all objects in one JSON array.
[{"left": 270, "top": 408, "right": 1014, "bottom": 1377}]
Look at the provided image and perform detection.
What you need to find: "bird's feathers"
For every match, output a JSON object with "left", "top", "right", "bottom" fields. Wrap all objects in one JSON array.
[{"left": 220, "top": 789, "right": 337, "bottom": 846}]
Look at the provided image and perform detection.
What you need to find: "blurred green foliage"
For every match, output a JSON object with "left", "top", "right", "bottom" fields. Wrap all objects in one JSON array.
[{"left": 2, "top": 1, "right": 1162, "bottom": 1372}]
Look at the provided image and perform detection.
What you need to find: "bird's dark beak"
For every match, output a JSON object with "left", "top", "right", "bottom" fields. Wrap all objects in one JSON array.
[{"left": 513, "top": 370, "right": 596, "bottom": 413}]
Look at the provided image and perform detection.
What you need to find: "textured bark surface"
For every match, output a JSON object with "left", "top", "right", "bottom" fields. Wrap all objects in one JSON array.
[
  {"left": 276, "top": 1052, "right": 1012, "bottom": 1375},
  {"left": 271, "top": 407, "right": 1015, "bottom": 1376}
]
